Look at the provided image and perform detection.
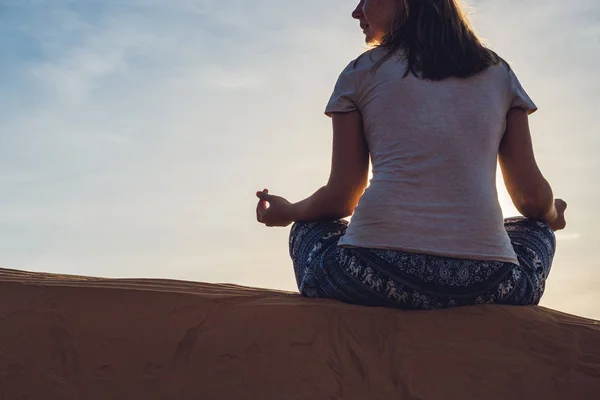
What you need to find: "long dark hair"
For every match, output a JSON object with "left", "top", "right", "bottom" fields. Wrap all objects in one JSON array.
[{"left": 375, "top": 0, "right": 499, "bottom": 80}]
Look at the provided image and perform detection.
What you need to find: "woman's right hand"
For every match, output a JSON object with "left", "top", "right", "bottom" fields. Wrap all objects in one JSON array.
[{"left": 548, "top": 199, "right": 567, "bottom": 232}]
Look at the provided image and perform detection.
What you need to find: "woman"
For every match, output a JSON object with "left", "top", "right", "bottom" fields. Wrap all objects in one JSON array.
[{"left": 255, "top": 0, "right": 567, "bottom": 310}]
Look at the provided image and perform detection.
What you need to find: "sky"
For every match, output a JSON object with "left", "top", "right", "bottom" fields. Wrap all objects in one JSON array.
[{"left": 1, "top": 0, "right": 599, "bottom": 319}]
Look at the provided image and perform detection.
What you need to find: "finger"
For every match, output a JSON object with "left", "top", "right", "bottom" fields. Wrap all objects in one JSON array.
[
  {"left": 256, "top": 200, "right": 266, "bottom": 223},
  {"left": 256, "top": 191, "right": 274, "bottom": 202},
  {"left": 257, "top": 194, "right": 269, "bottom": 213},
  {"left": 555, "top": 199, "right": 567, "bottom": 213},
  {"left": 561, "top": 199, "right": 567, "bottom": 210},
  {"left": 256, "top": 188, "right": 269, "bottom": 196}
]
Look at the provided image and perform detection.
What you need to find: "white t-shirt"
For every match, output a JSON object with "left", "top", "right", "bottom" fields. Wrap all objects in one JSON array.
[{"left": 325, "top": 47, "right": 537, "bottom": 264}]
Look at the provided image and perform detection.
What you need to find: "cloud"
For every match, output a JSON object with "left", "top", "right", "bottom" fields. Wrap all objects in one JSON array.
[{"left": 0, "top": 0, "right": 355, "bottom": 272}]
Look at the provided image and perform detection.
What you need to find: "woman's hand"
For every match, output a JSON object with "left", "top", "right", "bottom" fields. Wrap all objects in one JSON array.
[
  {"left": 256, "top": 189, "right": 294, "bottom": 227},
  {"left": 548, "top": 199, "right": 567, "bottom": 232}
]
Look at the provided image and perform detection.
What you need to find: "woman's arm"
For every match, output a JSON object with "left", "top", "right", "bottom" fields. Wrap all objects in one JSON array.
[
  {"left": 291, "top": 110, "right": 370, "bottom": 221},
  {"left": 256, "top": 110, "right": 369, "bottom": 227},
  {"left": 499, "top": 108, "right": 567, "bottom": 230}
]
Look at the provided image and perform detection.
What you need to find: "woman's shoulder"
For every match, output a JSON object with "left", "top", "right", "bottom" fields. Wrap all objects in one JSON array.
[
  {"left": 486, "top": 49, "right": 511, "bottom": 70},
  {"left": 478, "top": 49, "right": 513, "bottom": 78},
  {"left": 339, "top": 47, "right": 405, "bottom": 79},
  {"left": 468, "top": 50, "right": 514, "bottom": 86}
]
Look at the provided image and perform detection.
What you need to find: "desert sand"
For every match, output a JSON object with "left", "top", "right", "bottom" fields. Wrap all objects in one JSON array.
[{"left": 0, "top": 267, "right": 599, "bottom": 399}]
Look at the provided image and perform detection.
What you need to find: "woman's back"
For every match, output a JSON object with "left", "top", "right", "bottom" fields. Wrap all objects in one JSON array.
[
  {"left": 326, "top": 48, "right": 536, "bottom": 264},
  {"left": 256, "top": 0, "right": 566, "bottom": 310}
]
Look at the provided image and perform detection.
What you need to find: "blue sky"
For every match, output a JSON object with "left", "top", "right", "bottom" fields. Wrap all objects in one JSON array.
[{"left": 1, "top": 0, "right": 599, "bottom": 319}]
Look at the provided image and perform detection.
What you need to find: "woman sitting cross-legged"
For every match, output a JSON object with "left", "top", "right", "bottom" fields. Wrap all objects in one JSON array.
[{"left": 255, "top": 0, "right": 567, "bottom": 310}]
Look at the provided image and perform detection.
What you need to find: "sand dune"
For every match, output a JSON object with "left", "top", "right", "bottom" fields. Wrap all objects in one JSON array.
[{"left": 0, "top": 267, "right": 598, "bottom": 399}]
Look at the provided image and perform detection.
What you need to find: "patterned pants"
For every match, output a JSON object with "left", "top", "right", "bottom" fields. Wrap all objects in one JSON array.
[{"left": 289, "top": 218, "right": 556, "bottom": 310}]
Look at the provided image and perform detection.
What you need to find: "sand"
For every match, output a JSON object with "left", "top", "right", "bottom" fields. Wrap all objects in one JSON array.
[{"left": 0, "top": 267, "right": 598, "bottom": 399}]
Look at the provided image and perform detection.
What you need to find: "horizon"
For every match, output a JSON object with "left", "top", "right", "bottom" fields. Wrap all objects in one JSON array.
[{"left": 1, "top": 0, "right": 599, "bottom": 319}]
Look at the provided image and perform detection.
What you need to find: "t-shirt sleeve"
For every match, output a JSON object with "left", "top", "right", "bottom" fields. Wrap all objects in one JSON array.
[
  {"left": 325, "top": 62, "right": 358, "bottom": 117},
  {"left": 508, "top": 68, "right": 537, "bottom": 114}
]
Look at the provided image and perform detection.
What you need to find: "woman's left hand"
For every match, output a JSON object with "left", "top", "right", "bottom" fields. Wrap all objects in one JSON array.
[{"left": 256, "top": 189, "right": 294, "bottom": 227}]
